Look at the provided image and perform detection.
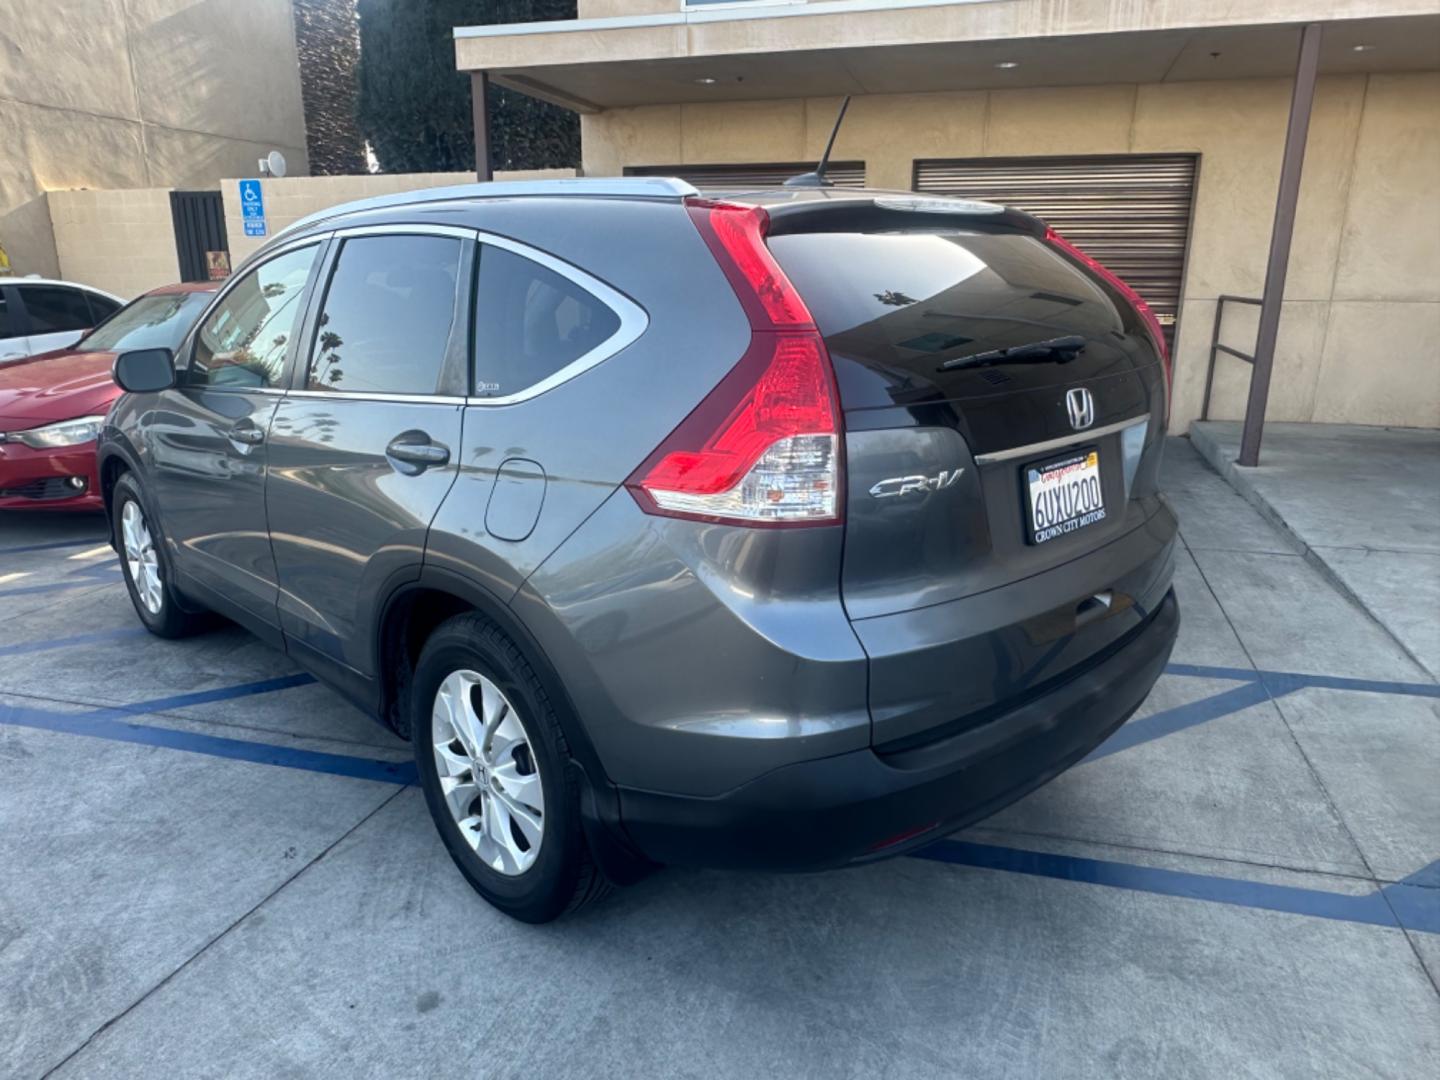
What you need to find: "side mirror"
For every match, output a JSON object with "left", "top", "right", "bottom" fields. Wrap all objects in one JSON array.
[{"left": 113, "top": 348, "right": 176, "bottom": 393}]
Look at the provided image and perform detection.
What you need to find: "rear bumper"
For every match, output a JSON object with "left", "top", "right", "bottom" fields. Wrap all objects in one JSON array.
[
  {"left": 617, "top": 588, "right": 1179, "bottom": 871},
  {"left": 0, "top": 441, "right": 102, "bottom": 511}
]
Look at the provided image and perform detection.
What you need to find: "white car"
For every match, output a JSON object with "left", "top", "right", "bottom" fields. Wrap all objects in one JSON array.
[{"left": 0, "top": 277, "right": 124, "bottom": 363}]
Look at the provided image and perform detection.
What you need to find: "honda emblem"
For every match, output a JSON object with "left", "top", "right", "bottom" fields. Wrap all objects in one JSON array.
[{"left": 1066, "top": 387, "right": 1096, "bottom": 431}]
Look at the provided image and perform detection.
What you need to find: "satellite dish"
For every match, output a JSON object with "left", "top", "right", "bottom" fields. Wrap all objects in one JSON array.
[{"left": 259, "top": 150, "right": 288, "bottom": 178}]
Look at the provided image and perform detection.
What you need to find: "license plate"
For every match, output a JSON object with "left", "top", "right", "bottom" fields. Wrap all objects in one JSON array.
[{"left": 1026, "top": 449, "right": 1106, "bottom": 544}]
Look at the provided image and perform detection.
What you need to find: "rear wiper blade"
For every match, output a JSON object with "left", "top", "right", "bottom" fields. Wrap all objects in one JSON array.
[{"left": 938, "top": 334, "right": 1086, "bottom": 372}]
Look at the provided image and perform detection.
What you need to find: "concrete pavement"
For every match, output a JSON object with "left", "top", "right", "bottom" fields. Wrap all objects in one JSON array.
[{"left": 1, "top": 439, "right": 1436, "bottom": 1079}]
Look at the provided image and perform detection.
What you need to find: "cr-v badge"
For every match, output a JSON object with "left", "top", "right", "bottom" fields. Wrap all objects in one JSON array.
[
  {"left": 869, "top": 469, "right": 964, "bottom": 499},
  {"left": 1066, "top": 387, "right": 1096, "bottom": 431}
]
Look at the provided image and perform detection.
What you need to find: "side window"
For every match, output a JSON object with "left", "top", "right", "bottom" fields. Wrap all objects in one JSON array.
[
  {"left": 0, "top": 292, "right": 14, "bottom": 339},
  {"left": 20, "top": 286, "right": 94, "bottom": 333},
  {"left": 86, "top": 293, "right": 122, "bottom": 324},
  {"left": 306, "top": 234, "right": 462, "bottom": 394},
  {"left": 473, "top": 245, "right": 622, "bottom": 398},
  {"left": 192, "top": 245, "right": 318, "bottom": 389}
]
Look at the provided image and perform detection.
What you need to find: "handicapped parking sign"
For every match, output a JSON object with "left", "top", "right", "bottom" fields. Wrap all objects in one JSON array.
[{"left": 239, "top": 179, "right": 267, "bottom": 237}]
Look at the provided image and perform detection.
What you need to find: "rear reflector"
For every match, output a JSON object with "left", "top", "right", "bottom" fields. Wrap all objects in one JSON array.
[
  {"left": 866, "top": 820, "right": 942, "bottom": 853},
  {"left": 625, "top": 201, "right": 843, "bottom": 527},
  {"left": 1044, "top": 227, "right": 1172, "bottom": 397}
]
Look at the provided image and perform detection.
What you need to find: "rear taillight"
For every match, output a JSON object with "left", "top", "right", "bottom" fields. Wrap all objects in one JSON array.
[
  {"left": 1044, "top": 227, "right": 1172, "bottom": 395},
  {"left": 625, "top": 201, "right": 842, "bottom": 527}
]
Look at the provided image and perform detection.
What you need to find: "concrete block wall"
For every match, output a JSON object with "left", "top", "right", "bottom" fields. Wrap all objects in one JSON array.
[
  {"left": 48, "top": 189, "right": 182, "bottom": 300},
  {"left": 0, "top": 0, "right": 308, "bottom": 280},
  {"left": 219, "top": 169, "right": 578, "bottom": 266}
]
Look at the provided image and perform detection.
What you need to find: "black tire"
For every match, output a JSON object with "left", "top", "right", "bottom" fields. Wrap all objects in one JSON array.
[
  {"left": 411, "top": 612, "right": 611, "bottom": 923},
  {"left": 112, "top": 472, "right": 209, "bottom": 639}
]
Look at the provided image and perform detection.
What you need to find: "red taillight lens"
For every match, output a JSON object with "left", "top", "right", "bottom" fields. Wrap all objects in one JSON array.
[
  {"left": 1045, "top": 227, "right": 1171, "bottom": 390},
  {"left": 686, "top": 200, "right": 814, "bottom": 330},
  {"left": 625, "top": 200, "right": 843, "bottom": 527}
]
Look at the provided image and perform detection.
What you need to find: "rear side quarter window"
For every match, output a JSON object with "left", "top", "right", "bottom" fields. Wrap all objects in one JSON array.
[{"left": 472, "top": 244, "right": 625, "bottom": 400}]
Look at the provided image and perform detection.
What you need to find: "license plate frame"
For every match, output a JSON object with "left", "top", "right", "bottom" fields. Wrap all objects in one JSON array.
[{"left": 1024, "top": 447, "right": 1106, "bottom": 545}]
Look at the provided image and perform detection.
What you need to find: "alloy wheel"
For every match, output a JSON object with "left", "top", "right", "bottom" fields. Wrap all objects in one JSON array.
[
  {"left": 431, "top": 669, "right": 545, "bottom": 876},
  {"left": 121, "top": 499, "right": 163, "bottom": 616}
]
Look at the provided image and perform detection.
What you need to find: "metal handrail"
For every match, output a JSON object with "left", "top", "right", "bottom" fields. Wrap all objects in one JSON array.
[{"left": 1200, "top": 294, "right": 1262, "bottom": 422}]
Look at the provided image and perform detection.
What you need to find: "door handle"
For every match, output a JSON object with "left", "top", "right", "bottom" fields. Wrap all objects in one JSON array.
[
  {"left": 386, "top": 433, "right": 450, "bottom": 473},
  {"left": 228, "top": 420, "right": 265, "bottom": 447}
]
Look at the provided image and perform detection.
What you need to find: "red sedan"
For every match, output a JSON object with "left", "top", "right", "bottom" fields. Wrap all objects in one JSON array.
[{"left": 0, "top": 282, "right": 219, "bottom": 512}]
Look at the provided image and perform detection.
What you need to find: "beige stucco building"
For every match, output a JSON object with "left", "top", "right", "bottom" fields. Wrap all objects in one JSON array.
[
  {"left": 455, "top": 0, "right": 1440, "bottom": 432},
  {"left": 0, "top": 0, "right": 309, "bottom": 286}
]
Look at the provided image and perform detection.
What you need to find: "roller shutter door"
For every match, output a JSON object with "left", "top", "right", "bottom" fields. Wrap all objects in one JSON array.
[
  {"left": 913, "top": 155, "right": 1197, "bottom": 341},
  {"left": 625, "top": 161, "right": 866, "bottom": 189}
]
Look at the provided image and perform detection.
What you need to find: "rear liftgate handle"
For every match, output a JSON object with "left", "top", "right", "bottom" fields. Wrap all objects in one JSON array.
[
  {"left": 1074, "top": 590, "right": 1115, "bottom": 629},
  {"left": 385, "top": 431, "right": 450, "bottom": 476}
]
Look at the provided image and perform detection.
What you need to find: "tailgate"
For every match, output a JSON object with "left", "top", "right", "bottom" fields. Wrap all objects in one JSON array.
[{"left": 767, "top": 206, "right": 1172, "bottom": 744}]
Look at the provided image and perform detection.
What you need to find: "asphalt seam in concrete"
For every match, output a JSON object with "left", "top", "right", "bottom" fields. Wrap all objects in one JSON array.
[{"left": 37, "top": 787, "right": 408, "bottom": 1080}]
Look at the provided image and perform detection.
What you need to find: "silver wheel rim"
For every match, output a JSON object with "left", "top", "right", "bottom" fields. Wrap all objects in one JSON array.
[
  {"left": 121, "top": 499, "right": 163, "bottom": 616},
  {"left": 431, "top": 669, "right": 545, "bottom": 876}
]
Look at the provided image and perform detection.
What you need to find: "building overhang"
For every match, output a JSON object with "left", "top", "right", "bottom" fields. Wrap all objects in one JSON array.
[{"left": 454, "top": 0, "right": 1440, "bottom": 113}]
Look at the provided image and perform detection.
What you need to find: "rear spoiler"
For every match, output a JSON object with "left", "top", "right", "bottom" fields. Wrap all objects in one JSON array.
[{"left": 764, "top": 193, "right": 1045, "bottom": 239}]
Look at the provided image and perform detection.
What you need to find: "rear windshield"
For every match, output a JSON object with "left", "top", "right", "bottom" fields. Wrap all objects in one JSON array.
[
  {"left": 78, "top": 292, "right": 213, "bottom": 353},
  {"left": 768, "top": 229, "right": 1128, "bottom": 405}
]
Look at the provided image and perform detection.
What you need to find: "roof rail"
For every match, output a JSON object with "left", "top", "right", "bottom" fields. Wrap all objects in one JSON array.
[{"left": 273, "top": 176, "right": 700, "bottom": 243}]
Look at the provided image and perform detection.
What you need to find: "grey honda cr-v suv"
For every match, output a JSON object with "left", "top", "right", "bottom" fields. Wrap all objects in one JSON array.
[{"left": 99, "top": 178, "right": 1179, "bottom": 922}]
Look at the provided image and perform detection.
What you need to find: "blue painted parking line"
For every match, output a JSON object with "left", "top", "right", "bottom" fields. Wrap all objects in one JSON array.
[
  {"left": 1378, "top": 882, "right": 1440, "bottom": 935},
  {"left": 912, "top": 839, "right": 1436, "bottom": 933},
  {"left": 0, "top": 627, "right": 149, "bottom": 658},
  {"left": 1167, "top": 661, "right": 1439, "bottom": 700},
  {"left": 1398, "top": 859, "right": 1440, "bottom": 890},
  {"left": 0, "top": 536, "right": 109, "bottom": 556},
  {"left": 1082, "top": 680, "right": 1272, "bottom": 762},
  {"left": 1, "top": 679, "right": 1434, "bottom": 935},
  {"left": 104, "top": 673, "right": 318, "bottom": 717},
  {"left": 0, "top": 700, "right": 415, "bottom": 785}
]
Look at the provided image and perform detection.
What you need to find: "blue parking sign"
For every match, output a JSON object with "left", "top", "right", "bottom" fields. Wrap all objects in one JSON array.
[
  {"left": 239, "top": 179, "right": 265, "bottom": 219},
  {"left": 239, "top": 179, "right": 267, "bottom": 236}
]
